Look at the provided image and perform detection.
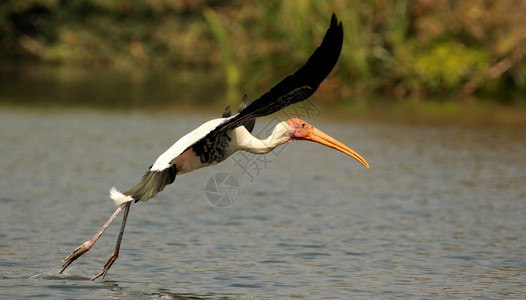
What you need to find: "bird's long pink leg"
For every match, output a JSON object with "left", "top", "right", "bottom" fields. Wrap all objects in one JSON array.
[
  {"left": 92, "top": 201, "right": 131, "bottom": 280},
  {"left": 60, "top": 203, "right": 126, "bottom": 274}
]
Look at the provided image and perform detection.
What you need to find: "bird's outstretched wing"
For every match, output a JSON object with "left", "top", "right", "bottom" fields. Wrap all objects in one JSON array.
[{"left": 192, "top": 13, "right": 343, "bottom": 149}]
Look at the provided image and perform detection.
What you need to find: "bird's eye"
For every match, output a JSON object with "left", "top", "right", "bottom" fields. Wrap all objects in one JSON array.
[{"left": 301, "top": 123, "right": 305, "bottom": 128}]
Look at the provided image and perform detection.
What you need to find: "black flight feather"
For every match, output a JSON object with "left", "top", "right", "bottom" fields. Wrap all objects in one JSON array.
[
  {"left": 222, "top": 105, "right": 231, "bottom": 118},
  {"left": 221, "top": 94, "right": 255, "bottom": 133}
]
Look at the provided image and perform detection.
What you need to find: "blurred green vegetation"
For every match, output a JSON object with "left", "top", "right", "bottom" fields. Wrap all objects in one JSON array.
[{"left": 1, "top": 0, "right": 525, "bottom": 107}]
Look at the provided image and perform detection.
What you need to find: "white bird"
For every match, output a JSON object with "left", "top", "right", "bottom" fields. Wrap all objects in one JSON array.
[{"left": 60, "top": 13, "right": 369, "bottom": 280}]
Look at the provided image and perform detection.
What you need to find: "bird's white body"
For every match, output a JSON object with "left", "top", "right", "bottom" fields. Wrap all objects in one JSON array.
[{"left": 154, "top": 117, "right": 294, "bottom": 174}]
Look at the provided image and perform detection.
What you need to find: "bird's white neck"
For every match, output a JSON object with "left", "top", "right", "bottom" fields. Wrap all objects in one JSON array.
[{"left": 234, "top": 121, "right": 295, "bottom": 155}]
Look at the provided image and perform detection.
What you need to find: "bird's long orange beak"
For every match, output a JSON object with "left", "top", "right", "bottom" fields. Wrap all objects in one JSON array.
[
  {"left": 307, "top": 127, "right": 369, "bottom": 168},
  {"left": 288, "top": 118, "right": 369, "bottom": 169}
]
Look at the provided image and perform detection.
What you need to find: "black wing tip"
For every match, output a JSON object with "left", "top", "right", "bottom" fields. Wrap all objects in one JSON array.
[
  {"left": 329, "top": 13, "right": 343, "bottom": 45},
  {"left": 296, "top": 13, "right": 343, "bottom": 84},
  {"left": 330, "top": 13, "right": 343, "bottom": 31},
  {"left": 318, "top": 13, "right": 344, "bottom": 57},
  {"left": 331, "top": 13, "right": 338, "bottom": 26},
  {"left": 326, "top": 13, "right": 344, "bottom": 65}
]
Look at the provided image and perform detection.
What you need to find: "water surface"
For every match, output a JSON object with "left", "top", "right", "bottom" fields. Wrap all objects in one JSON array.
[{"left": 0, "top": 108, "right": 525, "bottom": 299}]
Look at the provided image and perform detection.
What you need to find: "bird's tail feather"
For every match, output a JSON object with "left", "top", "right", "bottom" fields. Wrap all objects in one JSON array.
[
  {"left": 110, "top": 187, "right": 133, "bottom": 206},
  {"left": 109, "top": 165, "right": 176, "bottom": 206}
]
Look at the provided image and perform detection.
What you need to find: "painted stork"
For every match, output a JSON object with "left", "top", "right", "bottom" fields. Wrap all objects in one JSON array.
[{"left": 60, "top": 13, "right": 369, "bottom": 280}]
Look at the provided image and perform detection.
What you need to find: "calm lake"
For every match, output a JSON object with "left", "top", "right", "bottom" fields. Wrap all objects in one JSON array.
[
  {"left": 1, "top": 107, "right": 525, "bottom": 299},
  {"left": 1, "top": 66, "right": 525, "bottom": 298}
]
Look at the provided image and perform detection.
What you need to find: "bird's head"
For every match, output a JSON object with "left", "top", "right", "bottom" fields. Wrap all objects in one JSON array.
[{"left": 286, "top": 118, "right": 369, "bottom": 168}]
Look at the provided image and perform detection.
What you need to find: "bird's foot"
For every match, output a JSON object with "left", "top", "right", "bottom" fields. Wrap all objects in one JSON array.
[
  {"left": 60, "top": 240, "right": 93, "bottom": 274},
  {"left": 91, "top": 251, "right": 118, "bottom": 280}
]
